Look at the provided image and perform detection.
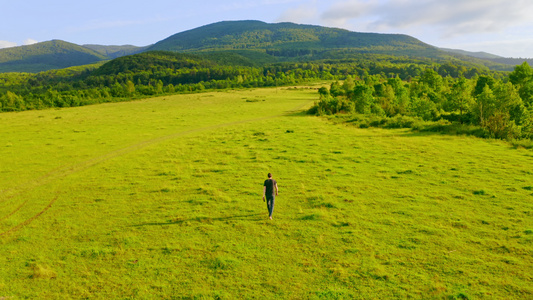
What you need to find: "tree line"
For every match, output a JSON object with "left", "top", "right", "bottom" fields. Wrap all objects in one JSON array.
[
  {"left": 0, "top": 51, "right": 502, "bottom": 113},
  {"left": 310, "top": 62, "right": 533, "bottom": 141}
]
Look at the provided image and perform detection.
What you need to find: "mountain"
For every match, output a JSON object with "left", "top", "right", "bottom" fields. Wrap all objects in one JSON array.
[
  {"left": 0, "top": 42, "right": 148, "bottom": 73},
  {"left": 440, "top": 48, "right": 502, "bottom": 59},
  {"left": 0, "top": 20, "right": 519, "bottom": 73},
  {"left": 91, "top": 51, "right": 216, "bottom": 76},
  {"left": 440, "top": 47, "right": 533, "bottom": 68},
  {"left": 0, "top": 40, "right": 107, "bottom": 73},
  {"left": 147, "top": 20, "right": 440, "bottom": 58},
  {"left": 146, "top": 20, "right": 516, "bottom": 70},
  {"left": 485, "top": 57, "right": 533, "bottom": 67},
  {"left": 82, "top": 44, "right": 150, "bottom": 59}
]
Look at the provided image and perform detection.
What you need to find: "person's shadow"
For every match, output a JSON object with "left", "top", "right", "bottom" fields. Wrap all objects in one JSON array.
[{"left": 132, "top": 213, "right": 264, "bottom": 227}]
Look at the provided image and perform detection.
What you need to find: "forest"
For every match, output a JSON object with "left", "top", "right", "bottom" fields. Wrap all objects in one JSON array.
[
  {"left": 0, "top": 51, "right": 499, "bottom": 110},
  {"left": 0, "top": 50, "right": 531, "bottom": 142},
  {"left": 310, "top": 61, "right": 533, "bottom": 142}
]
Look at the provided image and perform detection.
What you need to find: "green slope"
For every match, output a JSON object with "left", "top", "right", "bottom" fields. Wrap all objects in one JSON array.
[
  {"left": 90, "top": 51, "right": 215, "bottom": 76},
  {"left": 441, "top": 48, "right": 533, "bottom": 67},
  {"left": 0, "top": 88, "right": 531, "bottom": 299},
  {"left": 147, "top": 20, "right": 440, "bottom": 58},
  {"left": 145, "top": 20, "right": 518, "bottom": 70},
  {"left": 82, "top": 44, "right": 149, "bottom": 59},
  {"left": 440, "top": 48, "right": 503, "bottom": 59},
  {"left": 0, "top": 40, "right": 107, "bottom": 73},
  {"left": 0, "top": 20, "right": 517, "bottom": 73},
  {"left": 90, "top": 50, "right": 277, "bottom": 77}
]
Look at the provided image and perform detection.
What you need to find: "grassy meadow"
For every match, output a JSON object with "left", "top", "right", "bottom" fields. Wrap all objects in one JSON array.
[{"left": 0, "top": 86, "right": 532, "bottom": 299}]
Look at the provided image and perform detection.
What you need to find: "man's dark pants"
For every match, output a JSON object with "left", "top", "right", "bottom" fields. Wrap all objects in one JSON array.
[{"left": 266, "top": 195, "right": 275, "bottom": 217}]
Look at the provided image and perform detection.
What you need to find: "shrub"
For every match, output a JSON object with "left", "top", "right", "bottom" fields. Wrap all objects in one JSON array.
[
  {"left": 384, "top": 115, "right": 421, "bottom": 129},
  {"left": 511, "top": 138, "right": 533, "bottom": 149}
]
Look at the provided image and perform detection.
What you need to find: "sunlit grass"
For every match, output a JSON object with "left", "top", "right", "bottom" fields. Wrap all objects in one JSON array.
[{"left": 0, "top": 86, "right": 532, "bottom": 299}]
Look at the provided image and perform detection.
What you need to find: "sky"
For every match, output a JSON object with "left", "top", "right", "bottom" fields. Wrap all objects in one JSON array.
[{"left": 1, "top": 0, "right": 532, "bottom": 58}]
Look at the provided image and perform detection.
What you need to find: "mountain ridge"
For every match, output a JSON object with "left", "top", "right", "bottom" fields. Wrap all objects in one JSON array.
[
  {"left": 440, "top": 48, "right": 502, "bottom": 59},
  {"left": 147, "top": 20, "right": 437, "bottom": 55},
  {"left": 82, "top": 44, "right": 150, "bottom": 59},
  {"left": 0, "top": 40, "right": 106, "bottom": 73},
  {"left": 0, "top": 20, "right": 524, "bottom": 73}
]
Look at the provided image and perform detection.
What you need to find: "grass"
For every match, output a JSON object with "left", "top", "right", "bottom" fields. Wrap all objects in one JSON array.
[{"left": 0, "top": 85, "right": 532, "bottom": 299}]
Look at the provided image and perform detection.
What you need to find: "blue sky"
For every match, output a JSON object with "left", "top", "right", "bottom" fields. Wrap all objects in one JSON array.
[{"left": 1, "top": 0, "right": 532, "bottom": 58}]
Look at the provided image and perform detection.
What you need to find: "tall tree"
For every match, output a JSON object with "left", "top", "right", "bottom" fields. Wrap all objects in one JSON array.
[
  {"left": 352, "top": 84, "right": 375, "bottom": 114},
  {"left": 509, "top": 61, "right": 533, "bottom": 86},
  {"left": 473, "top": 85, "right": 496, "bottom": 127},
  {"left": 446, "top": 77, "right": 474, "bottom": 123}
]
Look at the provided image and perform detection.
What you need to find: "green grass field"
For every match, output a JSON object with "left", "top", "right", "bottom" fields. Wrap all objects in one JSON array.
[{"left": 1, "top": 86, "right": 532, "bottom": 299}]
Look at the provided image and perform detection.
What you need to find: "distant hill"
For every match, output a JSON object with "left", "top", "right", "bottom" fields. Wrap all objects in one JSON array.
[
  {"left": 440, "top": 47, "right": 533, "bottom": 69},
  {"left": 146, "top": 21, "right": 517, "bottom": 70},
  {"left": 0, "top": 42, "right": 149, "bottom": 73},
  {"left": 91, "top": 51, "right": 215, "bottom": 76},
  {"left": 0, "top": 40, "right": 107, "bottom": 73},
  {"left": 0, "top": 20, "right": 521, "bottom": 73},
  {"left": 83, "top": 44, "right": 149, "bottom": 59},
  {"left": 440, "top": 48, "right": 502, "bottom": 59},
  {"left": 147, "top": 20, "right": 440, "bottom": 58},
  {"left": 487, "top": 57, "right": 533, "bottom": 67}
]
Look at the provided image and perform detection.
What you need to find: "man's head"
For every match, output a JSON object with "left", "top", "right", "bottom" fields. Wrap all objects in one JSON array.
[{"left": 268, "top": 173, "right": 272, "bottom": 178}]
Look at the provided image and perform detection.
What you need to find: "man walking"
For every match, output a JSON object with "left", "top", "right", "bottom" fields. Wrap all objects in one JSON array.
[{"left": 263, "top": 173, "right": 278, "bottom": 220}]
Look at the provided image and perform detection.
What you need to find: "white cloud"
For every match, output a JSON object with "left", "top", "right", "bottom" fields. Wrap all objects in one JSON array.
[
  {"left": 321, "top": 0, "right": 376, "bottom": 27},
  {"left": 24, "top": 38, "right": 38, "bottom": 45},
  {"left": 0, "top": 40, "right": 18, "bottom": 49},
  {"left": 320, "top": 0, "right": 533, "bottom": 37},
  {"left": 276, "top": 1, "right": 319, "bottom": 24}
]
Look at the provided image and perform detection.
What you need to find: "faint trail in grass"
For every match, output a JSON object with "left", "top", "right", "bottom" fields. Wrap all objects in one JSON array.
[
  {"left": 0, "top": 100, "right": 313, "bottom": 236},
  {"left": 0, "top": 199, "right": 30, "bottom": 222},
  {"left": 133, "top": 213, "right": 264, "bottom": 227},
  {"left": 0, "top": 194, "right": 58, "bottom": 237}
]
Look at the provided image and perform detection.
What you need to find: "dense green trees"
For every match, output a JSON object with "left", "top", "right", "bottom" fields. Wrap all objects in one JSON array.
[
  {"left": 445, "top": 77, "right": 473, "bottom": 123},
  {"left": 1, "top": 50, "right": 531, "bottom": 142},
  {"left": 313, "top": 62, "right": 533, "bottom": 140}
]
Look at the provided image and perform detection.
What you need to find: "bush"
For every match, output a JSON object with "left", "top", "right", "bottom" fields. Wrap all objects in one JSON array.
[
  {"left": 511, "top": 138, "right": 533, "bottom": 149},
  {"left": 384, "top": 115, "right": 421, "bottom": 129},
  {"left": 312, "top": 97, "right": 354, "bottom": 115}
]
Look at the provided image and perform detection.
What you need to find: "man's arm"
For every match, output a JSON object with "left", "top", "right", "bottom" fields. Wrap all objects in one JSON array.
[
  {"left": 275, "top": 183, "right": 278, "bottom": 196},
  {"left": 263, "top": 186, "right": 266, "bottom": 201}
]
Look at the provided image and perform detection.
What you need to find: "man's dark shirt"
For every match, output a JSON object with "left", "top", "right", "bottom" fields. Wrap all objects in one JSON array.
[{"left": 264, "top": 179, "right": 277, "bottom": 197}]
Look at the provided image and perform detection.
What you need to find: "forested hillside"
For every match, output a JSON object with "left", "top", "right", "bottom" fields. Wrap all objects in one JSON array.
[
  {"left": 1, "top": 47, "right": 532, "bottom": 146},
  {"left": 148, "top": 20, "right": 434, "bottom": 55},
  {"left": 82, "top": 44, "right": 149, "bottom": 59},
  {"left": 0, "top": 20, "right": 517, "bottom": 73},
  {"left": 0, "top": 50, "right": 502, "bottom": 112},
  {"left": 146, "top": 21, "right": 513, "bottom": 71},
  {"left": 0, "top": 40, "right": 106, "bottom": 73}
]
